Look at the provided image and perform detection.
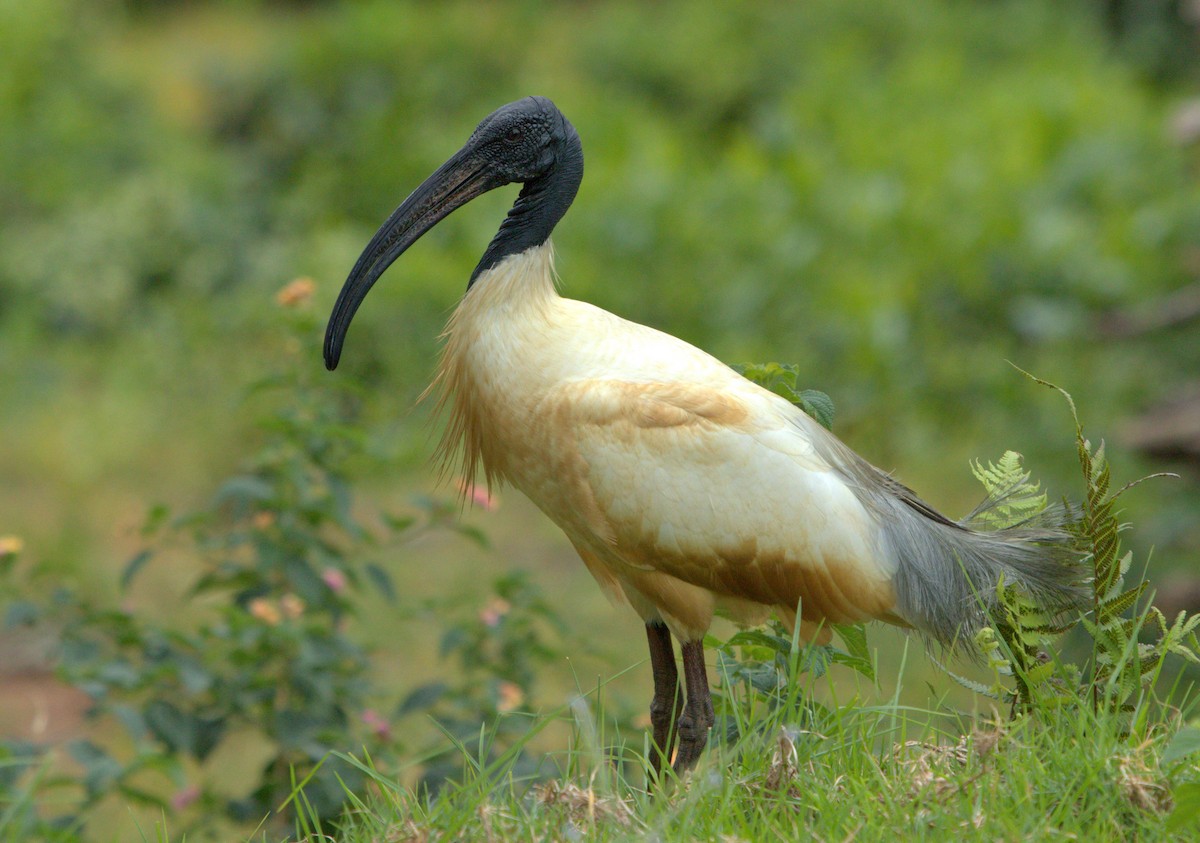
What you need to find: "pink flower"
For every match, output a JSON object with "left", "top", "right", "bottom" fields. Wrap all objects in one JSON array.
[
  {"left": 170, "top": 784, "right": 201, "bottom": 811},
  {"left": 479, "top": 596, "right": 511, "bottom": 628},
  {"left": 321, "top": 568, "right": 347, "bottom": 594},
  {"left": 455, "top": 478, "right": 499, "bottom": 511},
  {"left": 361, "top": 708, "right": 392, "bottom": 741}
]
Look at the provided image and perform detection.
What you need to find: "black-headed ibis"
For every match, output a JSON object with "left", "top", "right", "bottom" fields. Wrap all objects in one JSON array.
[{"left": 324, "top": 96, "right": 1081, "bottom": 777}]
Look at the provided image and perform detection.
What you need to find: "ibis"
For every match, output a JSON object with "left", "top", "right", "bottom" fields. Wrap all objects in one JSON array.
[{"left": 324, "top": 96, "right": 1082, "bottom": 776}]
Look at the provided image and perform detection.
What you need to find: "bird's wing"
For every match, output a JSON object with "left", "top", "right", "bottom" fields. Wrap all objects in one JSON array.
[{"left": 552, "top": 378, "right": 900, "bottom": 628}]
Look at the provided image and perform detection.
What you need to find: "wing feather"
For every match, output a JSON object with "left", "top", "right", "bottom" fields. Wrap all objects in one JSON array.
[{"left": 554, "top": 379, "right": 899, "bottom": 629}]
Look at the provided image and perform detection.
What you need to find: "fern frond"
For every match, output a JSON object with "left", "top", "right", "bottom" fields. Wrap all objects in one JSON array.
[
  {"left": 968, "top": 451, "right": 1048, "bottom": 529},
  {"left": 1160, "top": 612, "right": 1200, "bottom": 666},
  {"left": 934, "top": 663, "right": 1015, "bottom": 701},
  {"left": 1098, "top": 581, "right": 1147, "bottom": 625},
  {"left": 971, "top": 450, "right": 1028, "bottom": 493},
  {"left": 929, "top": 630, "right": 1016, "bottom": 702},
  {"left": 939, "top": 366, "right": 1200, "bottom": 721}
]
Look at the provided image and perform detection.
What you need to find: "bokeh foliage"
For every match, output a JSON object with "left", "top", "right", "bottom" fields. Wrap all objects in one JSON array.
[
  {"left": 3, "top": 0, "right": 1196, "bottom": 487},
  {"left": 2, "top": 0, "right": 1200, "bottom": 835}
]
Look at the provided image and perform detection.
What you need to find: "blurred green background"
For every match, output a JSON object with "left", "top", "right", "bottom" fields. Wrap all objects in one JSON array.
[{"left": 2, "top": 0, "right": 1199, "bottom": 812}]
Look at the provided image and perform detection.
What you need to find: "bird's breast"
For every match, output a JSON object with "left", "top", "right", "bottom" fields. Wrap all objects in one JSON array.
[
  {"left": 433, "top": 244, "right": 738, "bottom": 520},
  {"left": 430, "top": 243, "right": 602, "bottom": 494}
]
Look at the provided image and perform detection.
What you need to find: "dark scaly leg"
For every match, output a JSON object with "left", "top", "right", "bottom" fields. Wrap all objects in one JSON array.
[
  {"left": 645, "top": 622, "right": 683, "bottom": 780},
  {"left": 672, "top": 639, "right": 714, "bottom": 773}
]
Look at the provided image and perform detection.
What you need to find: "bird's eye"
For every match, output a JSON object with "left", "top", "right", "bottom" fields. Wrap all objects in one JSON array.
[{"left": 503, "top": 127, "right": 524, "bottom": 144}]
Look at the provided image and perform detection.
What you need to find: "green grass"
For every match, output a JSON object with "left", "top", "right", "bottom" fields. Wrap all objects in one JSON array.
[
  {"left": 5, "top": 612, "right": 1200, "bottom": 841},
  {"left": 296, "top": 663, "right": 1200, "bottom": 841}
]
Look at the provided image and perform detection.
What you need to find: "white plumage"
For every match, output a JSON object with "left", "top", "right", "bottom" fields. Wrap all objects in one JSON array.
[{"left": 434, "top": 243, "right": 898, "bottom": 644}]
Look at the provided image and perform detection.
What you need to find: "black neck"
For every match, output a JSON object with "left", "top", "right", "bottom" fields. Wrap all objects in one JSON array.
[{"left": 468, "top": 130, "right": 583, "bottom": 287}]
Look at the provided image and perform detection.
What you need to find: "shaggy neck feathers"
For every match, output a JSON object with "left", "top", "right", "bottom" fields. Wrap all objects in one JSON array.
[{"left": 428, "top": 243, "right": 559, "bottom": 494}]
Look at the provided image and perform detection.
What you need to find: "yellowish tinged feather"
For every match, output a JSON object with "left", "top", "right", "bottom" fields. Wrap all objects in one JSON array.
[
  {"left": 424, "top": 244, "right": 561, "bottom": 495},
  {"left": 423, "top": 241, "right": 901, "bottom": 643}
]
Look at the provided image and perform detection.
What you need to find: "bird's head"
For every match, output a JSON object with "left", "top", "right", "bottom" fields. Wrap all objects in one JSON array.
[
  {"left": 323, "top": 96, "right": 581, "bottom": 370},
  {"left": 464, "top": 95, "right": 572, "bottom": 183}
]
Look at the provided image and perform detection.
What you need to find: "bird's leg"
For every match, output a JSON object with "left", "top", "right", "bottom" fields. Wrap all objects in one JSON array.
[
  {"left": 671, "top": 639, "right": 714, "bottom": 773},
  {"left": 644, "top": 621, "right": 683, "bottom": 780}
]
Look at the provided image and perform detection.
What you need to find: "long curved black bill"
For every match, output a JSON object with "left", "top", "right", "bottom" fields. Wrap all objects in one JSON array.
[{"left": 324, "top": 151, "right": 499, "bottom": 370}]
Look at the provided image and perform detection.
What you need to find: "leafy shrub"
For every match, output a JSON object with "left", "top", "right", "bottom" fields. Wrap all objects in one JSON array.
[
  {"left": 395, "top": 569, "right": 575, "bottom": 791},
  {"left": 0, "top": 287, "right": 584, "bottom": 838},
  {"left": 941, "top": 374, "right": 1200, "bottom": 726},
  {"left": 19, "top": 288, "right": 398, "bottom": 831},
  {"left": 707, "top": 621, "right": 874, "bottom": 749}
]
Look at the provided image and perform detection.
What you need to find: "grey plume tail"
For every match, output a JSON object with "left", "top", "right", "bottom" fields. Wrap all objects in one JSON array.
[
  {"left": 795, "top": 408, "right": 1087, "bottom": 650},
  {"left": 885, "top": 485, "right": 1086, "bottom": 649}
]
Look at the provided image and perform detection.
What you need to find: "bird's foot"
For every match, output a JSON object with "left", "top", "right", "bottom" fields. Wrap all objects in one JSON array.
[{"left": 670, "top": 696, "right": 714, "bottom": 774}]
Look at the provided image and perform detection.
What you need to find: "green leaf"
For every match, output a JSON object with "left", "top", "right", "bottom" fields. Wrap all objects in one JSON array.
[
  {"left": 176, "top": 656, "right": 214, "bottom": 694},
  {"left": 119, "top": 550, "right": 153, "bottom": 593},
  {"left": 189, "top": 566, "right": 262, "bottom": 597},
  {"left": 1168, "top": 782, "right": 1200, "bottom": 831},
  {"left": 283, "top": 557, "right": 327, "bottom": 602},
  {"left": 929, "top": 652, "right": 1013, "bottom": 701},
  {"left": 4, "top": 600, "right": 41, "bottom": 628},
  {"left": 212, "top": 475, "right": 275, "bottom": 509},
  {"left": 110, "top": 703, "right": 148, "bottom": 741},
  {"left": 439, "top": 627, "right": 467, "bottom": 658},
  {"left": 384, "top": 513, "right": 416, "bottom": 533},
  {"left": 726, "top": 628, "right": 791, "bottom": 652},
  {"left": 142, "top": 701, "right": 223, "bottom": 760},
  {"left": 734, "top": 363, "right": 836, "bottom": 429},
  {"left": 366, "top": 563, "right": 396, "bottom": 602},
  {"left": 140, "top": 504, "right": 171, "bottom": 538},
  {"left": 115, "top": 782, "right": 169, "bottom": 809},
  {"left": 798, "top": 389, "right": 836, "bottom": 430},
  {"left": 397, "top": 681, "right": 449, "bottom": 716},
  {"left": 97, "top": 658, "right": 142, "bottom": 689},
  {"left": 452, "top": 523, "right": 491, "bottom": 549},
  {"left": 193, "top": 716, "right": 227, "bottom": 762},
  {"left": 144, "top": 700, "right": 191, "bottom": 754},
  {"left": 67, "top": 739, "right": 122, "bottom": 797},
  {"left": 832, "top": 624, "right": 874, "bottom": 680},
  {"left": 1166, "top": 730, "right": 1200, "bottom": 768}
]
